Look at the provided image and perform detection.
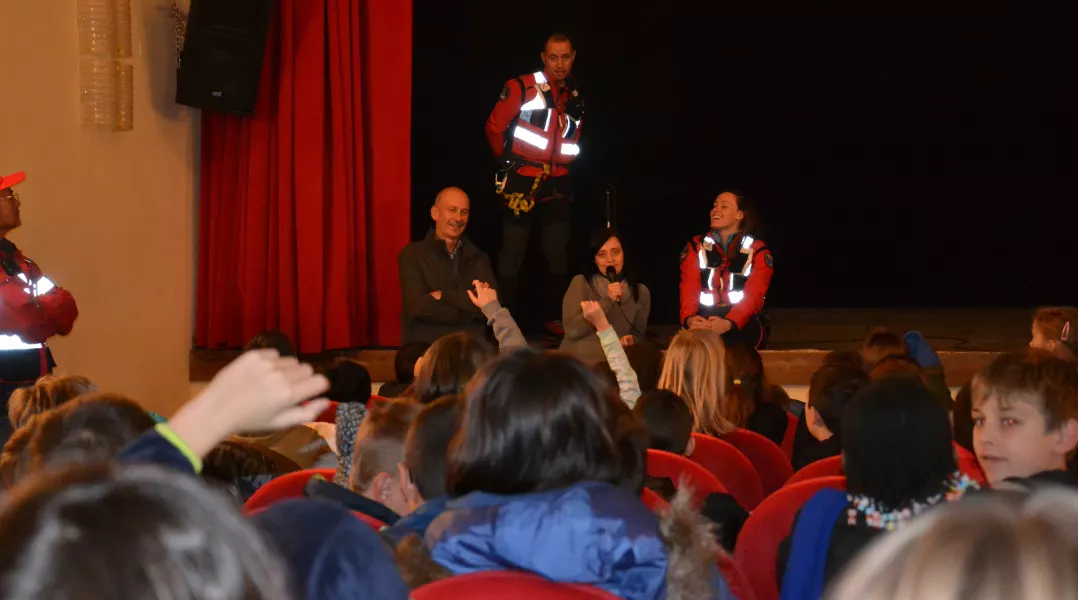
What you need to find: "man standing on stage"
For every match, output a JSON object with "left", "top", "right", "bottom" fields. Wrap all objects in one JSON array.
[{"left": 485, "top": 33, "right": 583, "bottom": 331}]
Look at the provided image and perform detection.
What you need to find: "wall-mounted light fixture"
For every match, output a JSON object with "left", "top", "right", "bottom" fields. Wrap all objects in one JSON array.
[{"left": 77, "top": 0, "right": 134, "bottom": 131}]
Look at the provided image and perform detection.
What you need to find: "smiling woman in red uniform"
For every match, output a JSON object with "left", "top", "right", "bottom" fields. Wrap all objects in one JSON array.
[
  {"left": 0, "top": 171, "right": 79, "bottom": 439},
  {"left": 679, "top": 191, "right": 773, "bottom": 348}
]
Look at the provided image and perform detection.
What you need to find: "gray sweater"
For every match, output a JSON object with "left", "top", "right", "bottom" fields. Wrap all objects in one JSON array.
[{"left": 559, "top": 274, "right": 650, "bottom": 366}]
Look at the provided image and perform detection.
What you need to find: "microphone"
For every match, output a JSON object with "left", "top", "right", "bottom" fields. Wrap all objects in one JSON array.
[{"left": 605, "top": 267, "right": 621, "bottom": 303}]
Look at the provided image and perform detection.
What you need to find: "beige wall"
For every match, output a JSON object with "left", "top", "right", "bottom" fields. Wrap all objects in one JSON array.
[{"left": 0, "top": 1, "right": 197, "bottom": 415}]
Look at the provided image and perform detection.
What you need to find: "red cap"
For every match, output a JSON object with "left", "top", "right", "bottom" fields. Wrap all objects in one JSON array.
[{"left": 0, "top": 172, "right": 25, "bottom": 192}]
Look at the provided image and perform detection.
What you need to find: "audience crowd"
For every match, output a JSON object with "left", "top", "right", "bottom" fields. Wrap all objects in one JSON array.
[{"left": 0, "top": 267, "right": 1075, "bottom": 599}]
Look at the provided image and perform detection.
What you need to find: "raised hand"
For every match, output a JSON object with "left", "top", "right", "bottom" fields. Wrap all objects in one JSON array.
[
  {"left": 467, "top": 280, "right": 499, "bottom": 309},
  {"left": 166, "top": 349, "right": 331, "bottom": 458},
  {"left": 581, "top": 300, "right": 611, "bottom": 332}
]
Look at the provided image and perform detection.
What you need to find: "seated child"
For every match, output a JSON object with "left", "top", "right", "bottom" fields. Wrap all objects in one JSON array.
[
  {"left": 305, "top": 400, "right": 420, "bottom": 525},
  {"left": 972, "top": 348, "right": 1078, "bottom": 490},
  {"left": 378, "top": 342, "right": 429, "bottom": 399},
  {"left": 632, "top": 389, "right": 748, "bottom": 551},
  {"left": 1029, "top": 306, "right": 1077, "bottom": 360},
  {"left": 794, "top": 363, "right": 868, "bottom": 470}
]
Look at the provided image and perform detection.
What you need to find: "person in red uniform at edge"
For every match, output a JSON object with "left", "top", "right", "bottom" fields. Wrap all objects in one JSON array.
[
  {"left": 0, "top": 172, "right": 78, "bottom": 440},
  {"left": 679, "top": 191, "right": 773, "bottom": 348},
  {"left": 485, "top": 32, "right": 583, "bottom": 332}
]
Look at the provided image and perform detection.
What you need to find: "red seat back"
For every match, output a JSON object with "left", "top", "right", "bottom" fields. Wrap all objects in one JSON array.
[
  {"left": 352, "top": 511, "right": 388, "bottom": 530},
  {"left": 717, "top": 551, "right": 756, "bottom": 600},
  {"left": 734, "top": 476, "right": 847, "bottom": 600},
  {"left": 954, "top": 442, "right": 987, "bottom": 485},
  {"left": 242, "top": 468, "right": 336, "bottom": 513},
  {"left": 640, "top": 486, "right": 669, "bottom": 512},
  {"left": 646, "top": 449, "right": 728, "bottom": 507},
  {"left": 412, "top": 571, "right": 620, "bottom": 599},
  {"left": 785, "top": 455, "right": 845, "bottom": 487},
  {"left": 315, "top": 401, "right": 339, "bottom": 423},
  {"left": 688, "top": 433, "right": 765, "bottom": 510},
  {"left": 722, "top": 429, "right": 793, "bottom": 495},
  {"left": 368, "top": 395, "right": 390, "bottom": 408},
  {"left": 781, "top": 412, "right": 798, "bottom": 460}
]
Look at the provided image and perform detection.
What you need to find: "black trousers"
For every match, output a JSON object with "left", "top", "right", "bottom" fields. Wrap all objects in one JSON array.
[
  {"left": 0, "top": 381, "right": 30, "bottom": 448},
  {"left": 496, "top": 172, "right": 572, "bottom": 318},
  {"left": 700, "top": 307, "right": 771, "bottom": 350}
]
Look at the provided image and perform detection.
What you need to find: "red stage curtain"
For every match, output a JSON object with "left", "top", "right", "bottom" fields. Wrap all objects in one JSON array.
[{"left": 196, "top": 0, "right": 411, "bottom": 352}]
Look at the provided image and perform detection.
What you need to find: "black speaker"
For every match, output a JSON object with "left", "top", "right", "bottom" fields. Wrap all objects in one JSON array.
[{"left": 175, "top": 0, "right": 274, "bottom": 115}]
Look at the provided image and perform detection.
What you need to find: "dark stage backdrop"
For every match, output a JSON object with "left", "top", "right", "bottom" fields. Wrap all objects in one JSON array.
[{"left": 412, "top": 4, "right": 1076, "bottom": 325}]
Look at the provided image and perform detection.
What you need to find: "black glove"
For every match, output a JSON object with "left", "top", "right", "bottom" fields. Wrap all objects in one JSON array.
[{"left": 565, "top": 91, "right": 584, "bottom": 121}]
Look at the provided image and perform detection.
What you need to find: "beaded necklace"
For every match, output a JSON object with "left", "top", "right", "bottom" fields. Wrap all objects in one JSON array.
[{"left": 846, "top": 471, "right": 978, "bottom": 532}]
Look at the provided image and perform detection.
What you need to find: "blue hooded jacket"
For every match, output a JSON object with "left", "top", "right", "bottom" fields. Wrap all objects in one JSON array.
[
  {"left": 426, "top": 481, "right": 733, "bottom": 600},
  {"left": 253, "top": 499, "right": 409, "bottom": 600},
  {"left": 382, "top": 496, "right": 450, "bottom": 547}
]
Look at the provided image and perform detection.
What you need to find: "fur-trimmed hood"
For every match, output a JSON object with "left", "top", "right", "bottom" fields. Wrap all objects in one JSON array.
[{"left": 393, "top": 483, "right": 734, "bottom": 600}]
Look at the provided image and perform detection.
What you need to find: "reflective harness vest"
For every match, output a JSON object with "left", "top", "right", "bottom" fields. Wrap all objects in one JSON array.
[
  {"left": 0, "top": 241, "right": 78, "bottom": 382},
  {"left": 697, "top": 234, "right": 756, "bottom": 309},
  {"left": 503, "top": 71, "right": 582, "bottom": 169},
  {"left": 679, "top": 232, "right": 773, "bottom": 329},
  {"left": 486, "top": 71, "right": 583, "bottom": 214}
]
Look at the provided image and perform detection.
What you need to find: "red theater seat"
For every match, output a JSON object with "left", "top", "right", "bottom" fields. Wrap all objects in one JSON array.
[
  {"left": 785, "top": 455, "right": 844, "bottom": 487},
  {"left": 722, "top": 429, "right": 793, "bottom": 495},
  {"left": 646, "top": 449, "right": 728, "bottom": 507},
  {"left": 688, "top": 433, "right": 765, "bottom": 510},
  {"left": 243, "top": 468, "right": 336, "bottom": 513},
  {"left": 734, "top": 476, "right": 847, "bottom": 600},
  {"left": 412, "top": 571, "right": 619, "bottom": 599}
]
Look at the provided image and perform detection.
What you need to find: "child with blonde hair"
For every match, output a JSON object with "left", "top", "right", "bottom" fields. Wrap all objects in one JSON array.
[
  {"left": 658, "top": 330, "right": 734, "bottom": 436},
  {"left": 828, "top": 489, "right": 1078, "bottom": 600}
]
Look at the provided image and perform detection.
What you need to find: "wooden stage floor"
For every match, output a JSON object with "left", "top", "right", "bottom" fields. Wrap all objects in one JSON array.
[{"left": 190, "top": 308, "right": 1031, "bottom": 387}]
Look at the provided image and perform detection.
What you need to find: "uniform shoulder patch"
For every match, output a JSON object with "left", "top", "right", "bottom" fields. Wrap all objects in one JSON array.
[
  {"left": 499, "top": 85, "right": 510, "bottom": 101},
  {"left": 679, "top": 245, "right": 689, "bottom": 262},
  {"left": 765, "top": 253, "right": 773, "bottom": 268}
]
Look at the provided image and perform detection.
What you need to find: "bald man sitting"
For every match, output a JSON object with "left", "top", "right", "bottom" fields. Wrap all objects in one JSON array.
[{"left": 398, "top": 188, "right": 497, "bottom": 344}]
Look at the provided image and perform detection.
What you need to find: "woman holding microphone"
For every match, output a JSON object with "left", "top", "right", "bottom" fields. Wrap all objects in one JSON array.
[{"left": 560, "top": 228, "right": 651, "bottom": 365}]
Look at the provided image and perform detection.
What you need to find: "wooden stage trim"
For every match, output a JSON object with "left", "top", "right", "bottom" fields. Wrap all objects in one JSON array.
[
  {"left": 761, "top": 350, "right": 996, "bottom": 388},
  {"left": 190, "top": 347, "right": 996, "bottom": 387},
  {"left": 190, "top": 348, "right": 398, "bottom": 384},
  {"left": 191, "top": 309, "right": 1019, "bottom": 385}
]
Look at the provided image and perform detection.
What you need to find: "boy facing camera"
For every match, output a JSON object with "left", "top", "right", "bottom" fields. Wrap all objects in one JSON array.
[{"left": 972, "top": 349, "right": 1078, "bottom": 489}]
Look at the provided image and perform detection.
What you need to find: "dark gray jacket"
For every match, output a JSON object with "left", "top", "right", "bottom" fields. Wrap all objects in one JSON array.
[{"left": 398, "top": 231, "right": 496, "bottom": 344}]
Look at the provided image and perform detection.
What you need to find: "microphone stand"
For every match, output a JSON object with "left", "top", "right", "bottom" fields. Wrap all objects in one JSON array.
[{"left": 605, "top": 183, "right": 614, "bottom": 229}]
